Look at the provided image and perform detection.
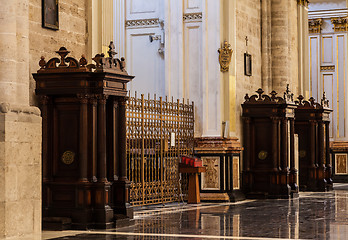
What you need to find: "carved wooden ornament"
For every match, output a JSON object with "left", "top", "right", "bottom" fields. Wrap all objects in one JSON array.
[{"left": 218, "top": 41, "right": 233, "bottom": 72}]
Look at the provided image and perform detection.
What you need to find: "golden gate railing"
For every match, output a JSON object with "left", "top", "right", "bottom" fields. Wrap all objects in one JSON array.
[{"left": 126, "top": 93, "right": 194, "bottom": 206}]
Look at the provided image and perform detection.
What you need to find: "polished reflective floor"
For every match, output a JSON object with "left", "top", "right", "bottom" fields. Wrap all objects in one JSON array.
[{"left": 43, "top": 183, "right": 348, "bottom": 240}]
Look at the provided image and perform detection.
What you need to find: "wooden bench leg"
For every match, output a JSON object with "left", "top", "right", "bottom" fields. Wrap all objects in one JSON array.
[{"left": 188, "top": 173, "right": 200, "bottom": 204}]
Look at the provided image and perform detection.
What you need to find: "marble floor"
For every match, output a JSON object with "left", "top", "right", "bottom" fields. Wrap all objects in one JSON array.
[{"left": 42, "top": 183, "right": 348, "bottom": 240}]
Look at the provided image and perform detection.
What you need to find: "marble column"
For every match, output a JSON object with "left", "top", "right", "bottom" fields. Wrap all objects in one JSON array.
[{"left": 0, "top": 0, "right": 42, "bottom": 238}]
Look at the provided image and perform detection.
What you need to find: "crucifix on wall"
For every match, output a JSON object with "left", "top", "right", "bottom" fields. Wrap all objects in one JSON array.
[{"left": 244, "top": 36, "right": 252, "bottom": 76}]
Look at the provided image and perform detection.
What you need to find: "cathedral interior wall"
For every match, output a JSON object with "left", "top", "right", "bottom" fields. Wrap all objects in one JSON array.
[
  {"left": 234, "top": 0, "right": 262, "bottom": 139},
  {"left": 28, "top": 0, "right": 88, "bottom": 106}
]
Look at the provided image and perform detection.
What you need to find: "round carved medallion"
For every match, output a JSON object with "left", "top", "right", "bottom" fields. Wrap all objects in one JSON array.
[
  {"left": 62, "top": 151, "right": 75, "bottom": 165},
  {"left": 299, "top": 150, "right": 306, "bottom": 158},
  {"left": 258, "top": 151, "right": 268, "bottom": 160}
]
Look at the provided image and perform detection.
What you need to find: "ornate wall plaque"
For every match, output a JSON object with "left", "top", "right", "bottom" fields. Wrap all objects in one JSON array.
[
  {"left": 233, "top": 156, "right": 240, "bottom": 190},
  {"left": 42, "top": 0, "right": 59, "bottom": 30},
  {"left": 218, "top": 41, "right": 233, "bottom": 72},
  {"left": 335, "top": 154, "right": 348, "bottom": 175},
  {"left": 61, "top": 150, "right": 75, "bottom": 165},
  {"left": 201, "top": 156, "right": 220, "bottom": 190}
]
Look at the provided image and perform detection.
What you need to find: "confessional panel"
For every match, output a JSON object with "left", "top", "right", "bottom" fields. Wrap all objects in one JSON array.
[
  {"left": 53, "top": 101, "right": 80, "bottom": 180},
  {"left": 253, "top": 119, "right": 273, "bottom": 170},
  {"left": 296, "top": 123, "right": 310, "bottom": 189}
]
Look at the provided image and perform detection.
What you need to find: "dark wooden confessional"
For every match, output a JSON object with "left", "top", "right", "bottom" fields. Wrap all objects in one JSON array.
[
  {"left": 242, "top": 87, "right": 298, "bottom": 198},
  {"left": 294, "top": 94, "right": 333, "bottom": 191},
  {"left": 33, "top": 43, "right": 134, "bottom": 229}
]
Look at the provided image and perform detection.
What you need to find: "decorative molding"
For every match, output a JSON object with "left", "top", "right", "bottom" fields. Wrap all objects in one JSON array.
[
  {"left": 335, "top": 154, "right": 348, "bottom": 175},
  {"left": 308, "top": 18, "right": 323, "bottom": 34},
  {"left": 183, "top": 12, "right": 202, "bottom": 22},
  {"left": 125, "top": 18, "right": 160, "bottom": 28},
  {"left": 297, "top": 0, "right": 308, "bottom": 7},
  {"left": 331, "top": 17, "right": 348, "bottom": 32},
  {"left": 309, "top": 9, "right": 348, "bottom": 19},
  {"left": 0, "top": 103, "right": 41, "bottom": 116},
  {"left": 201, "top": 156, "right": 220, "bottom": 190},
  {"left": 37, "top": 43, "right": 129, "bottom": 74},
  {"left": 320, "top": 65, "right": 335, "bottom": 71},
  {"left": 243, "top": 87, "right": 295, "bottom": 105},
  {"left": 233, "top": 156, "right": 240, "bottom": 190}
]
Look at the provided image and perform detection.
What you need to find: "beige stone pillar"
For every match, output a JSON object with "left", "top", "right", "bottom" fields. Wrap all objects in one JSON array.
[
  {"left": 270, "top": 0, "right": 299, "bottom": 94},
  {"left": 87, "top": 0, "right": 114, "bottom": 59},
  {"left": 0, "top": 0, "right": 42, "bottom": 238},
  {"left": 297, "top": 1, "right": 309, "bottom": 98},
  {"left": 261, "top": 0, "right": 272, "bottom": 93},
  {"left": 87, "top": 0, "right": 102, "bottom": 60}
]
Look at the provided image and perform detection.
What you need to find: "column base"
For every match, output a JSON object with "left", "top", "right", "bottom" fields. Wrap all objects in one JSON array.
[
  {"left": 279, "top": 170, "right": 291, "bottom": 197},
  {"left": 112, "top": 180, "right": 134, "bottom": 219},
  {"left": 42, "top": 217, "right": 72, "bottom": 231},
  {"left": 316, "top": 166, "right": 327, "bottom": 191},
  {"left": 0, "top": 106, "right": 42, "bottom": 238},
  {"left": 306, "top": 167, "right": 318, "bottom": 191},
  {"left": 289, "top": 169, "right": 299, "bottom": 193}
]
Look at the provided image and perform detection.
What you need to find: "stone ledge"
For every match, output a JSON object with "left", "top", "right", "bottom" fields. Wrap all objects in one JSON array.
[
  {"left": 330, "top": 141, "right": 348, "bottom": 152},
  {"left": 194, "top": 137, "right": 243, "bottom": 154},
  {"left": 0, "top": 103, "right": 41, "bottom": 116}
]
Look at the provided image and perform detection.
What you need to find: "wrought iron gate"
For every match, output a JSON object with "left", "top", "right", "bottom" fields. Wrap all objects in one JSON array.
[{"left": 126, "top": 93, "right": 194, "bottom": 206}]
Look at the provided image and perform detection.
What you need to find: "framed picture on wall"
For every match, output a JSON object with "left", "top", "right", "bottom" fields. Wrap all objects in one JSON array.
[
  {"left": 244, "top": 53, "right": 252, "bottom": 76},
  {"left": 42, "top": 0, "right": 59, "bottom": 30}
]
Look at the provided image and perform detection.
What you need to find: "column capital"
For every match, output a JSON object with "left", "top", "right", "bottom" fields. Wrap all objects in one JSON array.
[
  {"left": 297, "top": 0, "right": 309, "bottom": 7},
  {"left": 309, "top": 18, "right": 323, "bottom": 34},
  {"left": 331, "top": 17, "right": 348, "bottom": 32}
]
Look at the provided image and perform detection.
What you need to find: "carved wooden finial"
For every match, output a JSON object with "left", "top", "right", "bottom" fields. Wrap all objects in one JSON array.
[
  {"left": 256, "top": 88, "right": 264, "bottom": 100},
  {"left": 321, "top": 92, "right": 329, "bottom": 107},
  {"left": 56, "top": 47, "right": 70, "bottom": 67},
  {"left": 270, "top": 90, "right": 277, "bottom": 101},
  {"left": 297, "top": 95, "right": 304, "bottom": 105},
  {"left": 92, "top": 53, "right": 105, "bottom": 67},
  {"left": 39, "top": 56, "right": 46, "bottom": 69},
  {"left": 309, "top": 97, "right": 315, "bottom": 106},
  {"left": 79, "top": 55, "right": 87, "bottom": 66},
  {"left": 108, "top": 41, "right": 117, "bottom": 59},
  {"left": 244, "top": 93, "right": 250, "bottom": 101},
  {"left": 283, "top": 84, "right": 294, "bottom": 102},
  {"left": 120, "top": 57, "right": 126, "bottom": 70}
]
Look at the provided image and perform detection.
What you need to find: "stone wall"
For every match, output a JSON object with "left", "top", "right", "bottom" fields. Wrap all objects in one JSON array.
[
  {"left": 29, "top": 0, "right": 88, "bottom": 105},
  {"left": 0, "top": 0, "right": 43, "bottom": 238},
  {"left": 0, "top": 0, "right": 88, "bottom": 238},
  {"left": 235, "top": 0, "right": 262, "bottom": 138},
  {"left": 0, "top": 106, "right": 41, "bottom": 238}
]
